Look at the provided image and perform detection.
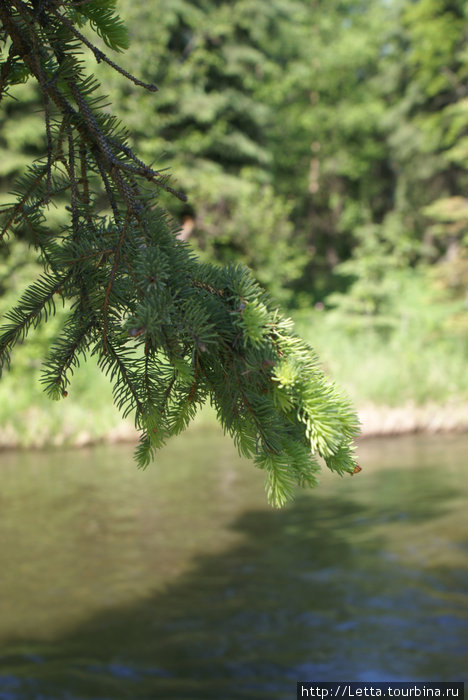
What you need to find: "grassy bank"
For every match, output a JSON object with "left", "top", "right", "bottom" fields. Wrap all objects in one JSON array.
[
  {"left": 293, "top": 305, "right": 468, "bottom": 437},
  {"left": 1, "top": 317, "right": 467, "bottom": 449},
  {"left": 0, "top": 355, "right": 120, "bottom": 448},
  {"left": 292, "top": 309, "right": 468, "bottom": 408}
]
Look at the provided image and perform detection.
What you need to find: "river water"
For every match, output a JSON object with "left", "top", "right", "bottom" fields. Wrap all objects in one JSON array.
[{"left": 0, "top": 429, "right": 467, "bottom": 698}]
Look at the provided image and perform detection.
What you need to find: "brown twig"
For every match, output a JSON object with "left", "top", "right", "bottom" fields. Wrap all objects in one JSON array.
[
  {"left": 102, "top": 212, "right": 130, "bottom": 350},
  {"left": 67, "top": 124, "right": 79, "bottom": 234}
]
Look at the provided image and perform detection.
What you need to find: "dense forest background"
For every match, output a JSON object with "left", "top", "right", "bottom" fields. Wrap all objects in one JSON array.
[{"left": 1, "top": 0, "right": 467, "bottom": 445}]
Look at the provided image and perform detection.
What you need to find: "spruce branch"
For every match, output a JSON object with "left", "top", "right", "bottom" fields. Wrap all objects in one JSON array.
[{"left": 0, "top": 0, "right": 360, "bottom": 506}]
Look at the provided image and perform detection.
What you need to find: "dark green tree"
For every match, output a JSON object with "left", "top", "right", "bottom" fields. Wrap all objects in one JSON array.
[
  {"left": 331, "top": 0, "right": 468, "bottom": 322},
  {"left": 96, "top": 0, "right": 306, "bottom": 303},
  {"left": 396, "top": 0, "right": 468, "bottom": 272},
  {"left": 264, "top": 0, "right": 395, "bottom": 298},
  {"left": 0, "top": 0, "right": 359, "bottom": 506}
]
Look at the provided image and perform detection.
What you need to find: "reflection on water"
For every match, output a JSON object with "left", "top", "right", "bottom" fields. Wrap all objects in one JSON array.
[{"left": 0, "top": 430, "right": 467, "bottom": 698}]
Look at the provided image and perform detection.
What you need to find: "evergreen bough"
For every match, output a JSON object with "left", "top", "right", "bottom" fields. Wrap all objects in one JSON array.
[{"left": 0, "top": 0, "right": 360, "bottom": 506}]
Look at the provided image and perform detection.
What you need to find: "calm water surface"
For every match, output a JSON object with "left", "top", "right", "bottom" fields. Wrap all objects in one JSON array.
[{"left": 0, "top": 429, "right": 467, "bottom": 698}]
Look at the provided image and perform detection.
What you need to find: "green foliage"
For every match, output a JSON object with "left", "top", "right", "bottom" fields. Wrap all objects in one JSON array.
[
  {"left": 94, "top": 0, "right": 309, "bottom": 301},
  {"left": 192, "top": 183, "right": 303, "bottom": 303},
  {"left": 311, "top": 0, "right": 468, "bottom": 319},
  {"left": 98, "top": 0, "right": 401, "bottom": 302},
  {"left": 0, "top": 0, "right": 359, "bottom": 506},
  {"left": 3, "top": 0, "right": 467, "bottom": 315},
  {"left": 294, "top": 267, "right": 468, "bottom": 406},
  {"left": 71, "top": 0, "right": 130, "bottom": 52}
]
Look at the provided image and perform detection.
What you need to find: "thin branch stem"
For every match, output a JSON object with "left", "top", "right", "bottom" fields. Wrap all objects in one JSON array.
[
  {"left": 102, "top": 212, "right": 131, "bottom": 350},
  {"left": 50, "top": 7, "right": 158, "bottom": 93}
]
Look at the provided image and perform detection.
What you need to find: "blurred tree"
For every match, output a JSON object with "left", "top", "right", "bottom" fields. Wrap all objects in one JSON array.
[
  {"left": 97, "top": 0, "right": 306, "bottom": 302},
  {"left": 0, "top": 0, "right": 360, "bottom": 506},
  {"left": 401, "top": 0, "right": 468, "bottom": 303},
  {"left": 382, "top": 0, "right": 468, "bottom": 262},
  {"left": 2, "top": 0, "right": 464, "bottom": 349},
  {"left": 266, "top": 0, "right": 396, "bottom": 299},
  {"left": 326, "top": 0, "right": 468, "bottom": 326},
  {"left": 99, "top": 0, "right": 396, "bottom": 302}
]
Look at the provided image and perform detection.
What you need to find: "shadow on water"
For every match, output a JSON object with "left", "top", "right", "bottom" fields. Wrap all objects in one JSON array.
[{"left": 0, "top": 434, "right": 467, "bottom": 698}]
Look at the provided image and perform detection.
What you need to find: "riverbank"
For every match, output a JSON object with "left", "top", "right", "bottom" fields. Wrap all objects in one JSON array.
[
  {"left": 357, "top": 401, "right": 468, "bottom": 437},
  {"left": 1, "top": 293, "right": 466, "bottom": 450},
  {"left": 1, "top": 400, "right": 467, "bottom": 451}
]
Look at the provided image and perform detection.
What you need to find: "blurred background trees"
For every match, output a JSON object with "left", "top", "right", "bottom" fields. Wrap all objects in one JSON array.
[
  {"left": 1, "top": 0, "right": 467, "bottom": 444},
  {"left": 94, "top": 0, "right": 468, "bottom": 307}
]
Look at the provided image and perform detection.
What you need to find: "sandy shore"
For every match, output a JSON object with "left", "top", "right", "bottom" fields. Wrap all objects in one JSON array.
[
  {"left": 358, "top": 401, "right": 468, "bottom": 437},
  {"left": 98, "top": 401, "right": 468, "bottom": 444},
  {"left": 1, "top": 401, "right": 467, "bottom": 450}
]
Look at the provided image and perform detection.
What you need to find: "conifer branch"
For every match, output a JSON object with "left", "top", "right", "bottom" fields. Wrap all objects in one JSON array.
[{"left": 0, "top": 0, "right": 360, "bottom": 506}]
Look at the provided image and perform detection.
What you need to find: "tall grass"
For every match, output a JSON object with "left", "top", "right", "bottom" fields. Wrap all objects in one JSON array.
[
  {"left": 293, "top": 269, "right": 468, "bottom": 406},
  {"left": 0, "top": 355, "right": 123, "bottom": 447}
]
